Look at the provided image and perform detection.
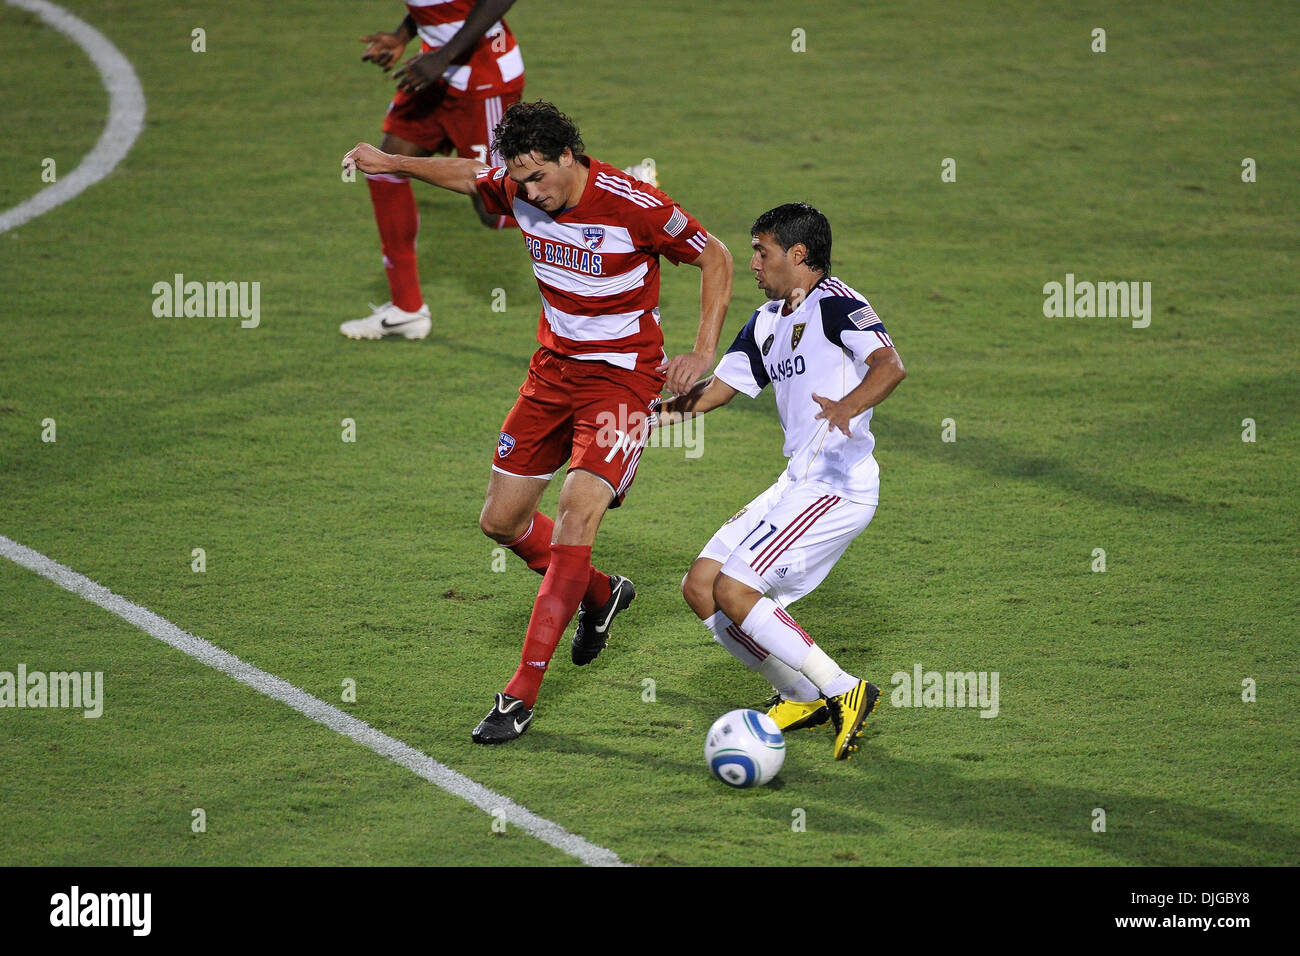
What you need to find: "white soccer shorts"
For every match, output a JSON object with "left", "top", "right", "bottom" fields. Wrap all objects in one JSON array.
[{"left": 699, "top": 474, "right": 877, "bottom": 607}]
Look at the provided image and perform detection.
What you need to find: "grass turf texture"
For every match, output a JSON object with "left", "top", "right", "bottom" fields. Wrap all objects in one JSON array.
[{"left": 0, "top": 0, "right": 1296, "bottom": 866}]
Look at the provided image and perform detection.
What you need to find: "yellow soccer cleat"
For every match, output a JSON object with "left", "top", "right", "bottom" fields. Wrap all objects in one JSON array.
[
  {"left": 827, "top": 680, "right": 881, "bottom": 760},
  {"left": 765, "top": 695, "right": 830, "bottom": 733}
]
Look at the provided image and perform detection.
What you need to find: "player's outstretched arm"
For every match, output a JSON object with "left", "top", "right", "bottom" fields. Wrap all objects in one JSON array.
[
  {"left": 659, "top": 375, "right": 739, "bottom": 426},
  {"left": 342, "top": 144, "right": 484, "bottom": 196},
  {"left": 660, "top": 235, "right": 733, "bottom": 395},
  {"left": 813, "top": 345, "right": 907, "bottom": 438}
]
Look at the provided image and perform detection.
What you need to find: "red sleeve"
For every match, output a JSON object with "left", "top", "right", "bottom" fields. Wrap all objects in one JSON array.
[
  {"left": 474, "top": 166, "right": 513, "bottom": 216},
  {"left": 630, "top": 201, "right": 711, "bottom": 265}
]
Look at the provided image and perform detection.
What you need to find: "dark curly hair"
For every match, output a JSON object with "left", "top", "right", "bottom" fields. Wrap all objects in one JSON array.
[
  {"left": 751, "top": 202, "right": 832, "bottom": 274},
  {"left": 490, "top": 100, "right": 585, "bottom": 164}
]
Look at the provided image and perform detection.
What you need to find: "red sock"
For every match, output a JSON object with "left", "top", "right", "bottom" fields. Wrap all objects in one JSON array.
[
  {"left": 505, "top": 513, "right": 613, "bottom": 609},
  {"left": 505, "top": 544, "right": 591, "bottom": 707},
  {"left": 366, "top": 174, "right": 423, "bottom": 312},
  {"left": 584, "top": 566, "right": 612, "bottom": 608},
  {"left": 504, "top": 512, "right": 553, "bottom": 574}
]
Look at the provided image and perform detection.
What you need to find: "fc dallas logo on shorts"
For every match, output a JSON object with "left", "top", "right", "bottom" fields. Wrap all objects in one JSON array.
[
  {"left": 582, "top": 226, "right": 605, "bottom": 250},
  {"left": 497, "top": 432, "right": 516, "bottom": 458}
]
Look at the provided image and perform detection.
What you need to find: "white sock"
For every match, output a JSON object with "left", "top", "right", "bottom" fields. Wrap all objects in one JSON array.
[
  {"left": 801, "top": 646, "right": 857, "bottom": 697},
  {"left": 704, "top": 611, "right": 764, "bottom": 671},
  {"left": 759, "top": 656, "right": 821, "bottom": 702},
  {"left": 704, "top": 612, "right": 818, "bottom": 700},
  {"left": 740, "top": 599, "right": 857, "bottom": 697},
  {"left": 739, "top": 598, "right": 815, "bottom": 670}
]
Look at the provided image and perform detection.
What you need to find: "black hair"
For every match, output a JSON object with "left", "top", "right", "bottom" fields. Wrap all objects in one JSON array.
[
  {"left": 751, "top": 202, "right": 832, "bottom": 274},
  {"left": 490, "top": 100, "right": 585, "bottom": 164}
]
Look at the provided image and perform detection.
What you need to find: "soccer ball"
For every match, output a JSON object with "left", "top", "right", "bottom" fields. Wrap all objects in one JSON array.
[{"left": 704, "top": 709, "right": 786, "bottom": 788}]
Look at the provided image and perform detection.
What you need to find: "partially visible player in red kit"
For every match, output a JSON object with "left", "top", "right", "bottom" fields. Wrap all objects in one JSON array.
[
  {"left": 344, "top": 102, "right": 733, "bottom": 742},
  {"left": 341, "top": 0, "right": 525, "bottom": 341}
]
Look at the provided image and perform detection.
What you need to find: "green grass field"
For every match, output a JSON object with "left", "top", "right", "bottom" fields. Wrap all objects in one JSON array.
[{"left": 1, "top": 0, "right": 1296, "bottom": 867}]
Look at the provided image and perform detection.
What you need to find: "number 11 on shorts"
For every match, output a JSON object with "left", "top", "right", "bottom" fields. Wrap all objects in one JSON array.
[{"left": 740, "top": 521, "right": 778, "bottom": 551}]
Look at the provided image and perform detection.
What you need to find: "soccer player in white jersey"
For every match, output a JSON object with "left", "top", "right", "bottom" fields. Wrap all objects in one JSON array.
[{"left": 660, "top": 203, "right": 906, "bottom": 760}]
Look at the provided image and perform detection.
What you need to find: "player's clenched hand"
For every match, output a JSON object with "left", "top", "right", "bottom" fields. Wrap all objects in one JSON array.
[
  {"left": 360, "top": 32, "right": 407, "bottom": 71},
  {"left": 342, "top": 143, "right": 396, "bottom": 177},
  {"left": 812, "top": 393, "right": 856, "bottom": 437},
  {"left": 659, "top": 350, "right": 712, "bottom": 398},
  {"left": 395, "top": 49, "right": 451, "bottom": 94}
]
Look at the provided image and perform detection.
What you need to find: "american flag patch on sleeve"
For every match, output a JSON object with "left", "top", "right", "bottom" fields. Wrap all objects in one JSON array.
[
  {"left": 848, "top": 304, "right": 881, "bottom": 329},
  {"left": 663, "top": 206, "right": 688, "bottom": 237}
]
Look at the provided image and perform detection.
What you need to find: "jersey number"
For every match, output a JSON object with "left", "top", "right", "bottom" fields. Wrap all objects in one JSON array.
[
  {"left": 603, "top": 429, "right": 635, "bottom": 463},
  {"left": 740, "top": 522, "right": 779, "bottom": 551}
]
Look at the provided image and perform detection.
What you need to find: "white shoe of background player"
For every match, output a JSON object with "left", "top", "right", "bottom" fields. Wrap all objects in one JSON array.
[
  {"left": 622, "top": 157, "right": 658, "bottom": 188},
  {"left": 339, "top": 301, "right": 432, "bottom": 340}
]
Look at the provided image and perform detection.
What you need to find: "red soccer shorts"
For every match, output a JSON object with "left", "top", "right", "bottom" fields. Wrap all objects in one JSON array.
[
  {"left": 492, "top": 348, "right": 664, "bottom": 507},
  {"left": 382, "top": 82, "right": 520, "bottom": 162}
]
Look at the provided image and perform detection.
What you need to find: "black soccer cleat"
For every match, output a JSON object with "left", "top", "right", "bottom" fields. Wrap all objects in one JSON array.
[
  {"left": 471, "top": 692, "right": 534, "bottom": 745},
  {"left": 570, "top": 574, "right": 636, "bottom": 666}
]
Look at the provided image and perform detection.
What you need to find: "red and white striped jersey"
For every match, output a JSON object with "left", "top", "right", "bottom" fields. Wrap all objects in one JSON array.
[
  {"left": 475, "top": 157, "right": 711, "bottom": 376},
  {"left": 405, "top": 0, "right": 525, "bottom": 96}
]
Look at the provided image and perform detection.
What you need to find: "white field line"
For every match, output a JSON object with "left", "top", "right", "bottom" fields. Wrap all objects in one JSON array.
[
  {"left": 0, "top": 0, "right": 146, "bottom": 233},
  {"left": 1, "top": 534, "right": 627, "bottom": 867}
]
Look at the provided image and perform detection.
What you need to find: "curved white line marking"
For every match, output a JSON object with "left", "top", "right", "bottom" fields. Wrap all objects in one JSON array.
[
  {"left": 1, "top": 534, "right": 628, "bottom": 867},
  {"left": 0, "top": 0, "right": 145, "bottom": 233}
]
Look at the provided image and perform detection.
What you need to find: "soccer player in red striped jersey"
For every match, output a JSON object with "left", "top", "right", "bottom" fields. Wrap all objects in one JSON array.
[
  {"left": 341, "top": 1, "right": 526, "bottom": 341},
  {"left": 343, "top": 102, "right": 733, "bottom": 743},
  {"left": 661, "top": 203, "right": 907, "bottom": 760}
]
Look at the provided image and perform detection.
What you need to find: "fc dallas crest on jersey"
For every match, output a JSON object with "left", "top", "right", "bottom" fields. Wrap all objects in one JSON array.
[{"left": 582, "top": 226, "right": 605, "bottom": 250}]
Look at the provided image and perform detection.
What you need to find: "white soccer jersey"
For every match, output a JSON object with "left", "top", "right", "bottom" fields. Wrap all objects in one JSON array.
[{"left": 712, "top": 276, "right": 895, "bottom": 504}]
